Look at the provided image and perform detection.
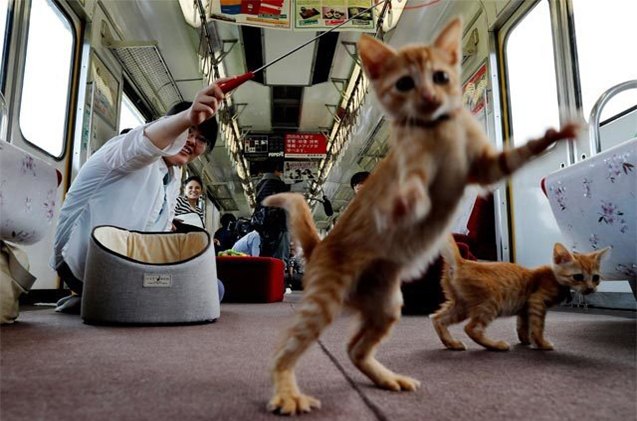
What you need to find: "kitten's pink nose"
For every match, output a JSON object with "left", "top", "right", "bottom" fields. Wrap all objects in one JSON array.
[{"left": 422, "top": 91, "right": 436, "bottom": 103}]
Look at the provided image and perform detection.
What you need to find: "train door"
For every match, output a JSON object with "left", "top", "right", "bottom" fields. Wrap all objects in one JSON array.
[
  {"left": 498, "top": 0, "right": 569, "bottom": 268},
  {"left": 1, "top": 0, "right": 82, "bottom": 288},
  {"left": 499, "top": 0, "right": 636, "bottom": 297}
]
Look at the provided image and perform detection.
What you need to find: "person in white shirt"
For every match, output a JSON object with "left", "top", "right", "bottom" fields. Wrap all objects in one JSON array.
[
  {"left": 51, "top": 80, "right": 228, "bottom": 313},
  {"left": 231, "top": 230, "right": 261, "bottom": 256}
]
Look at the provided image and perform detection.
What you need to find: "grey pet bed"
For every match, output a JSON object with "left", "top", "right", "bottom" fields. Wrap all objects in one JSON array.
[{"left": 82, "top": 225, "right": 220, "bottom": 324}]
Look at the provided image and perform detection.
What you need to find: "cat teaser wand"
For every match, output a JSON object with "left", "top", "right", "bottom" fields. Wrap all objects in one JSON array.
[{"left": 217, "top": 1, "right": 387, "bottom": 94}]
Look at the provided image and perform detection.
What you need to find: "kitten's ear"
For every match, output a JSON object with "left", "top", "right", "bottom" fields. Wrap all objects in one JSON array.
[
  {"left": 358, "top": 34, "right": 396, "bottom": 80},
  {"left": 553, "top": 243, "right": 574, "bottom": 265},
  {"left": 433, "top": 17, "right": 463, "bottom": 65},
  {"left": 592, "top": 246, "right": 611, "bottom": 263}
]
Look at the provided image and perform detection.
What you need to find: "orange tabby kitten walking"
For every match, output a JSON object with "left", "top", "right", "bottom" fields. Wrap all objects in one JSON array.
[
  {"left": 264, "top": 18, "right": 578, "bottom": 415},
  {"left": 433, "top": 236, "right": 609, "bottom": 351}
]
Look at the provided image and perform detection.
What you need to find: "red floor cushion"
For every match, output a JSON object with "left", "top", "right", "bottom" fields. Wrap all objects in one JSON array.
[{"left": 216, "top": 256, "right": 285, "bottom": 303}]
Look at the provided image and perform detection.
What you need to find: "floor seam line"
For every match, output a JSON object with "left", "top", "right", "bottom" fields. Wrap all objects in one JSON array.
[{"left": 317, "top": 339, "right": 390, "bottom": 421}]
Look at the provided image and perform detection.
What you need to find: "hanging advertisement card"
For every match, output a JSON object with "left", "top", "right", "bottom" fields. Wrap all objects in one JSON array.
[
  {"left": 210, "top": 0, "right": 292, "bottom": 29},
  {"left": 294, "top": 0, "right": 375, "bottom": 31},
  {"left": 284, "top": 133, "right": 327, "bottom": 158},
  {"left": 283, "top": 160, "right": 319, "bottom": 183}
]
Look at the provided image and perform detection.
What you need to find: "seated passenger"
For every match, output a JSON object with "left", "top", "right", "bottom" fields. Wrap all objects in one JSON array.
[
  {"left": 231, "top": 230, "right": 261, "bottom": 257},
  {"left": 174, "top": 175, "right": 205, "bottom": 230},
  {"left": 51, "top": 80, "right": 230, "bottom": 313},
  {"left": 252, "top": 161, "right": 290, "bottom": 261},
  {"left": 214, "top": 213, "right": 238, "bottom": 252}
]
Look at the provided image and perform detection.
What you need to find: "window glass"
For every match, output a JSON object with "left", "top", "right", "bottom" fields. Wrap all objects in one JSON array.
[
  {"left": 505, "top": 0, "right": 559, "bottom": 146},
  {"left": 19, "top": 0, "right": 74, "bottom": 157},
  {"left": 119, "top": 93, "right": 145, "bottom": 134},
  {"left": 0, "top": 0, "right": 8, "bottom": 75},
  {"left": 572, "top": 0, "right": 637, "bottom": 121},
  {"left": 504, "top": 0, "right": 565, "bottom": 268}
]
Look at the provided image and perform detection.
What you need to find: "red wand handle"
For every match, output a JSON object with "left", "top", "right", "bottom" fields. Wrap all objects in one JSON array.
[{"left": 218, "top": 72, "right": 255, "bottom": 94}]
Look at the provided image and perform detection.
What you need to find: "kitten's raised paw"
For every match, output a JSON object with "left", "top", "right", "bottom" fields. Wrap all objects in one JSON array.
[
  {"left": 267, "top": 392, "right": 321, "bottom": 415},
  {"left": 392, "top": 178, "right": 430, "bottom": 223},
  {"left": 377, "top": 374, "right": 421, "bottom": 392}
]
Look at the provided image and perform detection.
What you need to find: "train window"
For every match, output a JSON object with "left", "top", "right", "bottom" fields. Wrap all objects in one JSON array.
[
  {"left": 504, "top": 0, "right": 559, "bottom": 147},
  {"left": 571, "top": 0, "right": 637, "bottom": 122},
  {"left": 19, "top": 0, "right": 74, "bottom": 157},
  {"left": 502, "top": 0, "right": 564, "bottom": 268},
  {"left": 119, "top": 93, "right": 145, "bottom": 134},
  {"left": 0, "top": 0, "right": 8, "bottom": 82}
]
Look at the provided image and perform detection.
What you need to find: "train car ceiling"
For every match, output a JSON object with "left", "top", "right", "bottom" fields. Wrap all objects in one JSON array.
[{"left": 68, "top": 0, "right": 503, "bottom": 226}]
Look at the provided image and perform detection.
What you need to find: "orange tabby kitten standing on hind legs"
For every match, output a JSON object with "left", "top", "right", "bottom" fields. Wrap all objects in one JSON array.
[
  {"left": 264, "top": 17, "right": 579, "bottom": 415},
  {"left": 433, "top": 236, "right": 610, "bottom": 351}
]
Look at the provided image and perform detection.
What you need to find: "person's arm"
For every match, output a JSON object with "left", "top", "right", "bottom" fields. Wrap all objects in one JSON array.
[{"left": 144, "top": 80, "right": 228, "bottom": 150}]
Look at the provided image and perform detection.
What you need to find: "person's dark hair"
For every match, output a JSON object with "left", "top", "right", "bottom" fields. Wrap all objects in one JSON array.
[
  {"left": 184, "top": 175, "right": 203, "bottom": 189},
  {"left": 166, "top": 101, "right": 219, "bottom": 151},
  {"left": 350, "top": 171, "right": 371, "bottom": 190},
  {"left": 219, "top": 213, "right": 236, "bottom": 228},
  {"left": 119, "top": 128, "right": 133, "bottom": 135},
  {"left": 264, "top": 159, "right": 284, "bottom": 173}
]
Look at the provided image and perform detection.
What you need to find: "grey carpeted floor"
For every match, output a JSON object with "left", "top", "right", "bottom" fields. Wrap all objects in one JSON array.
[{"left": 1, "top": 296, "right": 635, "bottom": 421}]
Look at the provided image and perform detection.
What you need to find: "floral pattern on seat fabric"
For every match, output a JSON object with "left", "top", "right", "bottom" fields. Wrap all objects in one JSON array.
[
  {"left": 0, "top": 141, "right": 60, "bottom": 245},
  {"left": 544, "top": 138, "right": 636, "bottom": 280}
]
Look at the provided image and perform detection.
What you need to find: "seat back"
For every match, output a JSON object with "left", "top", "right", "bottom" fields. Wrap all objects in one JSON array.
[{"left": 543, "top": 138, "right": 636, "bottom": 280}]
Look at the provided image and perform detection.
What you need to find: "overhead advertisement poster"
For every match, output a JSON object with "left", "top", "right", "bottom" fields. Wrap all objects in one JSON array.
[
  {"left": 284, "top": 133, "right": 327, "bottom": 158},
  {"left": 283, "top": 160, "right": 319, "bottom": 184},
  {"left": 210, "top": 0, "right": 292, "bottom": 29},
  {"left": 294, "top": 0, "right": 375, "bottom": 31}
]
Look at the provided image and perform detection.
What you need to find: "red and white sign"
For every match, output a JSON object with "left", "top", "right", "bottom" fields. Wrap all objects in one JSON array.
[{"left": 284, "top": 133, "right": 327, "bottom": 158}]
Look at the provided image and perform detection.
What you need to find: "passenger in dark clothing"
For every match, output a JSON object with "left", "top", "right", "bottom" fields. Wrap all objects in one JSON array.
[
  {"left": 213, "top": 213, "right": 237, "bottom": 252},
  {"left": 253, "top": 161, "right": 290, "bottom": 261}
]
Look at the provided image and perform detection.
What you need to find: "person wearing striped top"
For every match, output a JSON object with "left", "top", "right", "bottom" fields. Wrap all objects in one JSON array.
[{"left": 174, "top": 175, "right": 205, "bottom": 228}]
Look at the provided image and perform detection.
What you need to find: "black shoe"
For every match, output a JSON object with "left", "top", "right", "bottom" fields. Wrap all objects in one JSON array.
[{"left": 55, "top": 295, "right": 81, "bottom": 314}]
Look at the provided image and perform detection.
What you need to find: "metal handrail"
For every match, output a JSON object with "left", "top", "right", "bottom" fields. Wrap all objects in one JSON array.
[{"left": 588, "top": 79, "right": 637, "bottom": 155}]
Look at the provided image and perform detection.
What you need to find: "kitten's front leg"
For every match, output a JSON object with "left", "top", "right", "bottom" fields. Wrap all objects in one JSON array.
[
  {"left": 468, "top": 123, "right": 579, "bottom": 186},
  {"left": 527, "top": 296, "right": 554, "bottom": 350}
]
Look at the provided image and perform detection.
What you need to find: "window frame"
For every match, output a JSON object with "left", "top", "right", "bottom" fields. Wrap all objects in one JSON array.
[{"left": 17, "top": 0, "right": 79, "bottom": 160}]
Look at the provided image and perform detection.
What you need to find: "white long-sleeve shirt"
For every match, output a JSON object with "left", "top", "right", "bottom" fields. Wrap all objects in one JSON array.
[{"left": 51, "top": 124, "right": 186, "bottom": 281}]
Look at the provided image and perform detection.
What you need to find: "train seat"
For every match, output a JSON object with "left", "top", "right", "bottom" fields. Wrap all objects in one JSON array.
[
  {"left": 542, "top": 138, "right": 636, "bottom": 293},
  {"left": 0, "top": 141, "right": 62, "bottom": 324},
  {"left": 81, "top": 225, "right": 220, "bottom": 324},
  {"left": 215, "top": 256, "right": 285, "bottom": 303}
]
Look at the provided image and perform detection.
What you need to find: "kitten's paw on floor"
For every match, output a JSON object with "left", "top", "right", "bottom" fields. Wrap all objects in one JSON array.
[
  {"left": 444, "top": 340, "right": 467, "bottom": 351},
  {"left": 533, "top": 340, "right": 554, "bottom": 350},
  {"left": 377, "top": 374, "right": 421, "bottom": 391},
  {"left": 487, "top": 340, "right": 510, "bottom": 351},
  {"left": 267, "top": 392, "right": 321, "bottom": 415}
]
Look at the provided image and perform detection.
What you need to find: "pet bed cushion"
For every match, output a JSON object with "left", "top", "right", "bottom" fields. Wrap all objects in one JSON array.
[
  {"left": 82, "top": 225, "right": 220, "bottom": 324},
  {"left": 216, "top": 256, "right": 284, "bottom": 303}
]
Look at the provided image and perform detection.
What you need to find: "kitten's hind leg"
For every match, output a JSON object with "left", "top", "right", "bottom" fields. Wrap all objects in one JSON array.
[
  {"left": 516, "top": 311, "right": 531, "bottom": 345},
  {"left": 464, "top": 307, "right": 509, "bottom": 351},
  {"left": 431, "top": 301, "right": 468, "bottom": 350},
  {"left": 348, "top": 278, "right": 420, "bottom": 391},
  {"left": 268, "top": 274, "right": 346, "bottom": 415}
]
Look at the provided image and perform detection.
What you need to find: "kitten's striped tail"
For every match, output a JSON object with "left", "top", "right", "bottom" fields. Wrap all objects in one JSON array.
[
  {"left": 262, "top": 193, "right": 321, "bottom": 259},
  {"left": 439, "top": 234, "right": 463, "bottom": 272}
]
